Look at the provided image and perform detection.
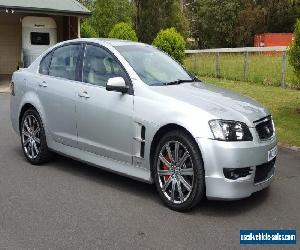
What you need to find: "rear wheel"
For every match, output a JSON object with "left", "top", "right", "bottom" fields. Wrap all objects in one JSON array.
[
  {"left": 20, "top": 109, "right": 52, "bottom": 164},
  {"left": 153, "top": 130, "right": 205, "bottom": 211}
]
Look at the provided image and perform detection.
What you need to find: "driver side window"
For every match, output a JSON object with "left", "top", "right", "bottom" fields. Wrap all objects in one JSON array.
[{"left": 82, "top": 45, "right": 126, "bottom": 87}]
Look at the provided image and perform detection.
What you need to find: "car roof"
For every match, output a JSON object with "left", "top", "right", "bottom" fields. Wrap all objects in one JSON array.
[{"left": 66, "top": 38, "right": 148, "bottom": 47}]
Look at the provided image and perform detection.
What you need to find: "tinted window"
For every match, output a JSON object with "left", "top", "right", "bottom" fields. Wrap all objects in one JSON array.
[
  {"left": 49, "top": 44, "right": 81, "bottom": 81},
  {"left": 83, "top": 45, "right": 127, "bottom": 87},
  {"left": 31, "top": 32, "right": 50, "bottom": 45},
  {"left": 39, "top": 52, "right": 52, "bottom": 75}
]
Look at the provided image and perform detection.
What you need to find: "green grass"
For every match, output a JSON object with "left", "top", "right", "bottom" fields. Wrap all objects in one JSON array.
[
  {"left": 184, "top": 53, "right": 299, "bottom": 88},
  {"left": 201, "top": 77, "right": 300, "bottom": 147}
]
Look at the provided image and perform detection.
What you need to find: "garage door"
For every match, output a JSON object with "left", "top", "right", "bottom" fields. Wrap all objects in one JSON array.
[{"left": 0, "top": 24, "right": 20, "bottom": 74}]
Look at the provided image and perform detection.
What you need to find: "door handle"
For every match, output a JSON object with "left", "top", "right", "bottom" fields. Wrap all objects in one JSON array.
[
  {"left": 38, "top": 81, "right": 47, "bottom": 88},
  {"left": 78, "top": 91, "right": 90, "bottom": 99}
]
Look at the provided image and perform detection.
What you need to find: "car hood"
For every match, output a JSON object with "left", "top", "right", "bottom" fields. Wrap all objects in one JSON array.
[{"left": 150, "top": 81, "right": 269, "bottom": 127}]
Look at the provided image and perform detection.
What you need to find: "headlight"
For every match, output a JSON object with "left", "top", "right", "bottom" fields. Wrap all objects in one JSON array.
[{"left": 209, "top": 120, "right": 253, "bottom": 141}]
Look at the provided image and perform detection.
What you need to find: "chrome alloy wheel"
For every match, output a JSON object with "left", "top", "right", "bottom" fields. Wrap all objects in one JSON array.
[
  {"left": 156, "top": 141, "right": 195, "bottom": 204},
  {"left": 21, "top": 114, "right": 41, "bottom": 159}
]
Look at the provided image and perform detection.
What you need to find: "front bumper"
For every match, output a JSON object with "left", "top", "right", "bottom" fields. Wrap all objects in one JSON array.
[{"left": 196, "top": 134, "right": 277, "bottom": 200}]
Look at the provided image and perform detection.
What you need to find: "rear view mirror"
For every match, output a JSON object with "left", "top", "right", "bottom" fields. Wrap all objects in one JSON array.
[{"left": 106, "top": 77, "right": 129, "bottom": 94}]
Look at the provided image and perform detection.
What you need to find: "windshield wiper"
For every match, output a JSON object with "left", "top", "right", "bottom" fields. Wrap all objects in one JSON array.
[{"left": 163, "top": 77, "right": 199, "bottom": 86}]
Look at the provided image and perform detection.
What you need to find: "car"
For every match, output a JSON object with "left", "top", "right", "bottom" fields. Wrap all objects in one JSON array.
[{"left": 10, "top": 38, "right": 277, "bottom": 211}]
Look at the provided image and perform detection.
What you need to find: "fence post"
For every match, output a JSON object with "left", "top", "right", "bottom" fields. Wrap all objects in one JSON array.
[
  {"left": 215, "top": 52, "right": 220, "bottom": 78},
  {"left": 193, "top": 53, "right": 197, "bottom": 74},
  {"left": 243, "top": 51, "right": 249, "bottom": 81},
  {"left": 281, "top": 52, "right": 287, "bottom": 88}
]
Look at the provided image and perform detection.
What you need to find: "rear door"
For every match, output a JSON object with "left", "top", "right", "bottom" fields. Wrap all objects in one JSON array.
[{"left": 37, "top": 43, "right": 82, "bottom": 147}]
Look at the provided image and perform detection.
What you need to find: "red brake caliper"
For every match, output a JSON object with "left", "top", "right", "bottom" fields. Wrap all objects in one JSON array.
[{"left": 163, "top": 154, "right": 171, "bottom": 182}]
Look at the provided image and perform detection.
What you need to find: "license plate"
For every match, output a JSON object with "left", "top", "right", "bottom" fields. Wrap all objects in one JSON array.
[{"left": 267, "top": 146, "right": 277, "bottom": 161}]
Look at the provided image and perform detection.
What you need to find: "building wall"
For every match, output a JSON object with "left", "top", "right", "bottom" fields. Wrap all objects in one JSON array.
[
  {"left": 0, "top": 12, "right": 77, "bottom": 75},
  {"left": 254, "top": 33, "right": 293, "bottom": 47},
  {"left": 62, "top": 16, "right": 80, "bottom": 40},
  {"left": 0, "top": 12, "right": 22, "bottom": 74}
]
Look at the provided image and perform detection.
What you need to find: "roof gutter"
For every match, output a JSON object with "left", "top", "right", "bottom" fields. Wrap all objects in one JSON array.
[{"left": 0, "top": 5, "right": 91, "bottom": 17}]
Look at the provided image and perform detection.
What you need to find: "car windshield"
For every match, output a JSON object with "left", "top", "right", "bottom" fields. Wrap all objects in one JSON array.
[{"left": 115, "top": 45, "right": 193, "bottom": 86}]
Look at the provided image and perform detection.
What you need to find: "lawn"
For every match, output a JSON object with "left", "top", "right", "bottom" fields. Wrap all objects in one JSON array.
[
  {"left": 184, "top": 53, "right": 299, "bottom": 89},
  {"left": 200, "top": 77, "right": 300, "bottom": 147}
]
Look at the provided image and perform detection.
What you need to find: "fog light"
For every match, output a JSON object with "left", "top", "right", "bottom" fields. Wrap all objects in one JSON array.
[{"left": 223, "top": 167, "right": 252, "bottom": 180}]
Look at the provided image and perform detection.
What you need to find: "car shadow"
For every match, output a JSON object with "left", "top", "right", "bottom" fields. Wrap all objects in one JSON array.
[
  {"left": 190, "top": 187, "right": 270, "bottom": 216},
  {"left": 14, "top": 147, "right": 271, "bottom": 216},
  {"left": 49, "top": 153, "right": 159, "bottom": 201}
]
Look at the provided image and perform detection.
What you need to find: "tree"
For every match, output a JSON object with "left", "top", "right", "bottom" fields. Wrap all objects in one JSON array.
[
  {"left": 289, "top": 19, "right": 300, "bottom": 85},
  {"left": 194, "top": 0, "right": 241, "bottom": 48},
  {"left": 134, "top": 0, "right": 188, "bottom": 44},
  {"left": 190, "top": 0, "right": 300, "bottom": 48},
  {"left": 81, "top": 20, "right": 97, "bottom": 38},
  {"left": 234, "top": 1, "right": 265, "bottom": 47},
  {"left": 257, "top": 0, "right": 300, "bottom": 33},
  {"left": 82, "top": 0, "right": 300, "bottom": 48},
  {"left": 152, "top": 27, "right": 186, "bottom": 63},
  {"left": 85, "top": 0, "right": 134, "bottom": 38},
  {"left": 108, "top": 22, "right": 138, "bottom": 41},
  {"left": 77, "top": 0, "right": 94, "bottom": 7},
  {"left": 182, "top": 0, "right": 198, "bottom": 39}
]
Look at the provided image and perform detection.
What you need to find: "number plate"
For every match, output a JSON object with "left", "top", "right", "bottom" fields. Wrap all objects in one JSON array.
[{"left": 267, "top": 146, "right": 277, "bottom": 161}]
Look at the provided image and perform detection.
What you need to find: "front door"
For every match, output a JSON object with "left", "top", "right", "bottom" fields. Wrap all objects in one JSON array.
[{"left": 76, "top": 44, "right": 134, "bottom": 164}]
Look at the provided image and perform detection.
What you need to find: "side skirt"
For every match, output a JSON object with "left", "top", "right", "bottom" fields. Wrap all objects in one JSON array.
[{"left": 48, "top": 140, "right": 152, "bottom": 184}]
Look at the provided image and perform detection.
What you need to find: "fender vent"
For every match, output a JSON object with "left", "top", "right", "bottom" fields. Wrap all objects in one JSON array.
[{"left": 140, "top": 126, "right": 145, "bottom": 158}]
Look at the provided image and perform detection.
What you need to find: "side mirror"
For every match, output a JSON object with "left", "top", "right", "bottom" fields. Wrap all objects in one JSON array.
[{"left": 106, "top": 77, "right": 129, "bottom": 94}]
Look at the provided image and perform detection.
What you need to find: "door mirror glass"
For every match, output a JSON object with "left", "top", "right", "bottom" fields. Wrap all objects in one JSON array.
[{"left": 106, "top": 77, "right": 129, "bottom": 93}]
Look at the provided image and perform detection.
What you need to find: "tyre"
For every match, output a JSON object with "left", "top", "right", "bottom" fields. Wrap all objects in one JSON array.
[
  {"left": 153, "top": 130, "right": 205, "bottom": 212},
  {"left": 20, "top": 108, "right": 52, "bottom": 164}
]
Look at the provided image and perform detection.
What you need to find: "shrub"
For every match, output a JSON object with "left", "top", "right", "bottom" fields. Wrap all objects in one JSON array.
[
  {"left": 108, "top": 22, "right": 138, "bottom": 41},
  {"left": 288, "top": 19, "right": 300, "bottom": 86},
  {"left": 152, "top": 28, "right": 186, "bottom": 64},
  {"left": 81, "top": 21, "right": 97, "bottom": 38}
]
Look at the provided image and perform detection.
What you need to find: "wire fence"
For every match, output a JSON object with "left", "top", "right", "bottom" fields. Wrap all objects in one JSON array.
[{"left": 184, "top": 46, "right": 299, "bottom": 89}]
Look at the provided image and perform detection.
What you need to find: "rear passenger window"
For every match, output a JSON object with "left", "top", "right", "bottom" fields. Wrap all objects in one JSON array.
[
  {"left": 49, "top": 44, "right": 81, "bottom": 81},
  {"left": 39, "top": 52, "right": 52, "bottom": 75}
]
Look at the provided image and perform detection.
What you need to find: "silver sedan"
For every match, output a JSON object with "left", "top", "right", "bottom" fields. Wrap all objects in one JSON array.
[{"left": 10, "top": 39, "right": 277, "bottom": 211}]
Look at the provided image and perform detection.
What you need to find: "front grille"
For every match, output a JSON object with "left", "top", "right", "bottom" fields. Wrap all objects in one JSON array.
[
  {"left": 255, "top": 117, "right": 274, "bottom": 140},
  {"left": 254, "top": 158, "right": 276, "bottom": 183}
]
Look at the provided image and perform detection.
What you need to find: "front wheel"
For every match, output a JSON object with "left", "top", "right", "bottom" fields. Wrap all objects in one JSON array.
[
  {"left": 153, "top": 130, "right": 205, "bottom": 212},
  {"left": 20, "top": 109, "right": 52, "bottom": 164}
]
